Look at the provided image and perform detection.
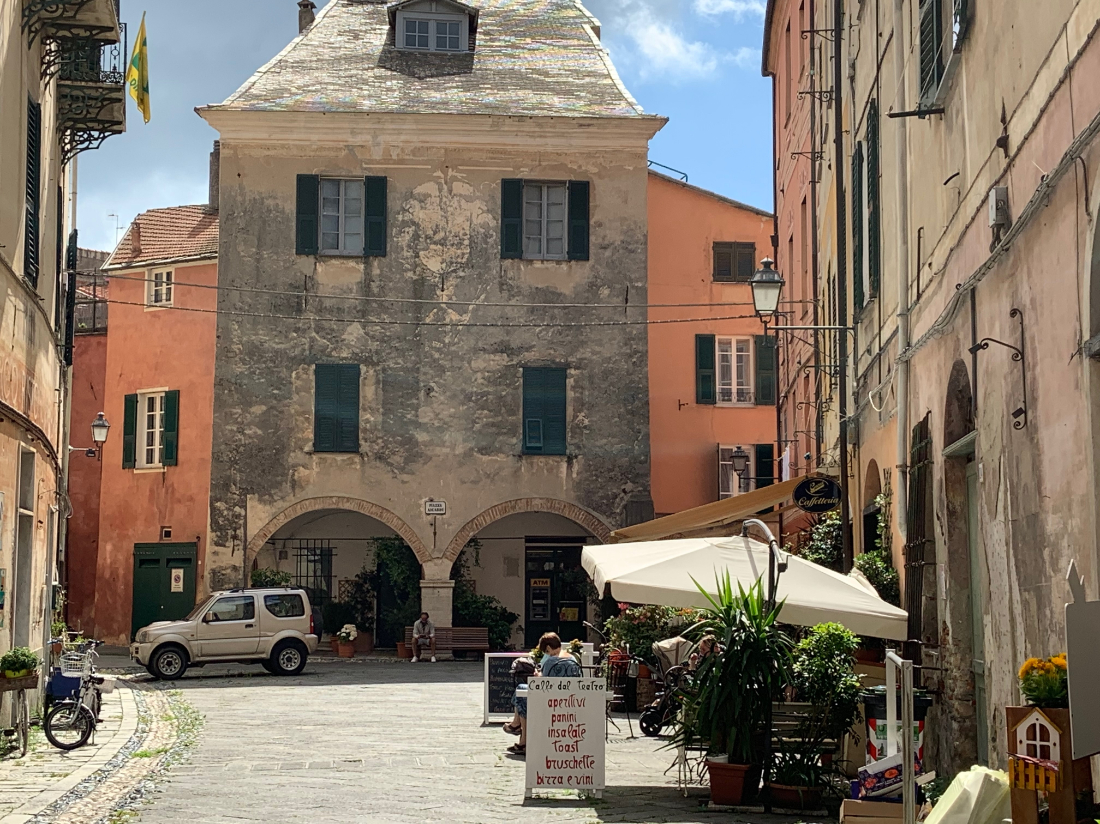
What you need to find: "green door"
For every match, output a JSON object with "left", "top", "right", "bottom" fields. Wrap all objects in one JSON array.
[{"left": 132, "top": 544, "right": 198, "bottom": 639}]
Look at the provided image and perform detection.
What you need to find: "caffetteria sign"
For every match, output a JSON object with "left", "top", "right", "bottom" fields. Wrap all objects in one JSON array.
[{"left": 794, "top": 477, "right": 842, "bottom": 514}]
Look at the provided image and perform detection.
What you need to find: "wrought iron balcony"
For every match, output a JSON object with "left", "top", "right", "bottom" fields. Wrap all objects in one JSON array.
[
  {"left": 22, "top": 0, "right": 121, "bottom": 46},
  {"left": 56, "top": 23, "right": 127, "bottom": 164}
]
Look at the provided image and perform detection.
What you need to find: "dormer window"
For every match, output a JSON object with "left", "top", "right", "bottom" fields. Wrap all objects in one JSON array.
[{"left": 392, "top": 0, "right": 475, "bottom": 53}]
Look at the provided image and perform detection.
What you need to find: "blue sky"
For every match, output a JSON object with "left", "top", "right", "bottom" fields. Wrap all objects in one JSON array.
[{"left": 78, "top": 0, "right": 773, "bottom": 252}]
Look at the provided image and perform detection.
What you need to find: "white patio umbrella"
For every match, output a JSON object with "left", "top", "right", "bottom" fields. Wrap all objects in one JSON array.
[{"left": 582, "top": 535, "right": 908, "bottom": 640}]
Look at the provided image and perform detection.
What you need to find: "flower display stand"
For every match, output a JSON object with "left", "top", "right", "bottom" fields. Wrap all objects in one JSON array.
[{"left": 1007, "top": 707, "right": 1093, "bottom": 824}]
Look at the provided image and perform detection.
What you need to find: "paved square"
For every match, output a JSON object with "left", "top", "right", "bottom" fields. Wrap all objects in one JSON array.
[{"left": 129, "top": 661, "right": 826, "bottom": 823}]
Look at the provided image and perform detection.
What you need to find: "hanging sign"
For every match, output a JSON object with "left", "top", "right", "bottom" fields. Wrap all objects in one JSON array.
[
  {"left": 525, "top": 677, "right": 606, "bottom": 799},
  {"left": 794, "top": 477, "right": 843, "bottom": 514}
]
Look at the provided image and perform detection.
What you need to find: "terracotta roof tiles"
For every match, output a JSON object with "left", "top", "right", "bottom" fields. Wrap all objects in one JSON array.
[{"left": 105, "top": 205, "right": 219, "bottom": 269}]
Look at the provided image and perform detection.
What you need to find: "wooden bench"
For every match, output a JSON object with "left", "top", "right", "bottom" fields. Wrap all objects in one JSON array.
[{"left": 403, "top": 626, "right": 490, "bottom": 655}]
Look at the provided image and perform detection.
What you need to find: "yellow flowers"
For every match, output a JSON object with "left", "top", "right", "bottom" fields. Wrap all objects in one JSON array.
[{"left": 1018, "top": 653, "right": 1069, "bottom": 708}]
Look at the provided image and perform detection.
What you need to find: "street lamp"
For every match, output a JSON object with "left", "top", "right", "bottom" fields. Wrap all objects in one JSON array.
[
  {"left": 730, "top": 445, "right": 751, "bottom": 494},
  {"left": 751, "top": 257, "right": 785, "bottom": 319},
  {"left": 91, "top": 412, "right": 110, "bottom": 446}
]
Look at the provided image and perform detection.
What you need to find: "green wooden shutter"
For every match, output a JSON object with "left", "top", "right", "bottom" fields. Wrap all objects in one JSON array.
[
  {"left": 24, "top": 98, "right": 41, "bottom": 288},
  {"left": 851, "top": 144, "right": 865, "bottom": 312},
  {"left": 867, "top": 100, "right": 881, "bottom": 300},
  {"left": 364, "top": 176, "right": 387, "bottom": 257},
  {"left": 919, "top": 0, "right": 944, "bottom": 102},
  {"left": 336, "top": 364, "right": 360, "bottom": 453},
  {"left": 523, "top": 368, "right": 567, "bottom": 455},
  {"left": 123, "top": 394, "right": 138, "bottom": 469},
  {"left": 501, "top": 179, "right": 523, "bottom": 259},
  {"left": 754, "top": 335, "right": 777, "bottom": 406},
  {"left": 567, "top": 180, "right": 590, "bottom": 261},
  {"left": 735, "top": 243, "right": 757, "bottom": 282},
  {"left": 754, "top": 444, "right": 775, "bottom": 488},
  {"left": 295, "top": 174, "right": 320, "bottom": 255},
  {"left": 162, "top": 390, "right": 180, "bottom": 466},
  {"left": 314, "top": 364, "right": 338, "bottom": 452},
  {"left": 695, "top": 335, "right": 716, "bottom": 405}
]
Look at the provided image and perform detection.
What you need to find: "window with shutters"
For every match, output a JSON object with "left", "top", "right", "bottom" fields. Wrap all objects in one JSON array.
[
  {"left": 754, "top": 335, "right": 777, "bottom": 406},
  {"left": 919, "top": 0, "right": 945, "bottom": 103},
  {"left": 146, "top": 269, "right": 173, "bottom": 307},
  {"left": 866, "top": 100, "right": 881, "bottom": 300},
  {"left": 396, "top": 10, "right": 468, "bottom": 52},
  {"left": 717, "top": 337, "right": 753, "bottom": 404},
  {"left": 851, "top": 143, "right": 866, "bottom": 312},
  {"left": 718, "top": 445, "right": 753, "bottom": 499},
  {"left": 24, "top": 98, "right": 41, "bottom": 288},
  {"left": 713, "top": 242, "right": 755, "bottom": 283},
  {"left": 523, "top": 183, "right": 567, "bottom": 260},
  {"left": 522, "top": 367, "right": 567, "bottom": 455},
  {"left": 314, "top": 364, "right": 360, "bottom": 454},
  {"left": 320, "top": 179, "right": 364, "bottom": 255},
  {"left": 138, "top": 392, "right": 166, "bottom": 468}
]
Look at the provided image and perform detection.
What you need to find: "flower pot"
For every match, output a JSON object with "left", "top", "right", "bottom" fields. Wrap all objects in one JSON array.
[
  {"left": 637, "top": 663, "right": 651, "bottom": 679},
  {"left": 766, "top": 783, "right": 824, "bottom": 811},
  {"left": 335, "top": 641, "right": 355, "bottom": 658},
  {"left": 397, "top": 641, "right": 412, "bottom": 659},
  {"left": 50, "top": 641, "right": 63, "bottom": 655},
  {"left": 3, "top": 669, "right": 35, "bottom": 679},
  {"left": 706, "top": 760, "right": 760, "bottom": 806},
  {"left": 353, "top": 631, "right": 374, "bottom": 655}
]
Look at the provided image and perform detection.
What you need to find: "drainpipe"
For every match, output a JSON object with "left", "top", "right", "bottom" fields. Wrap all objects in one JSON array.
[{"left": 892, "top": 0, "right": 911, "bottom": 549}]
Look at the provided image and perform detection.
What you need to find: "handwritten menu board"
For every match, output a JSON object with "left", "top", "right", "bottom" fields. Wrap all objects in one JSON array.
[
  {"left": 483, "top": 653, "right": 527, "bottom": 724},
  {"left": 525, "top": 677, "right": 606, "bottom": 798}
]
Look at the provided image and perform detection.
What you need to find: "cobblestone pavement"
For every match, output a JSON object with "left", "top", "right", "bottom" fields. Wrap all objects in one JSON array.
[
  {"left": 129, "top": 660, "right": 830, "bottom": 824},
  {"left": 0, "top": 681, "right": 134, "bottom": 823}
]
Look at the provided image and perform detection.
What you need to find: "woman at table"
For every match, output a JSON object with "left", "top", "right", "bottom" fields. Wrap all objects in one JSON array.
[{"left": 509, "top": 632, "right": 583, "bottom": 756}]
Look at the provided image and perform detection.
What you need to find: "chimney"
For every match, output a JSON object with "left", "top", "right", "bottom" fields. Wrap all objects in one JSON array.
[
  {"left": 207, "top": 140, "right": 221, "bottom": 214},
  {"left": 298, "top": 0, "right": 316, "bottom": 33},
  {"left": 131, "top": 221, "right": 142, "bottom": 257}
]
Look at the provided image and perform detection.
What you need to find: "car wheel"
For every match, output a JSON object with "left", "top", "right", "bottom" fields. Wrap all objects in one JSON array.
[
  {"left": 150, "top": 645, "right": 188, "bottom": 680},
  {"left": 270, "top": 640, "right": 307, "bottom": 676}
]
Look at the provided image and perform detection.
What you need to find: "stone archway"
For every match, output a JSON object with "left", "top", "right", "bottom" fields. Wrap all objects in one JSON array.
[
  {"left": 247, "top": 497, "right": 431, "bottom": 566},
  {"left": 443, "top": 498, "right": 612, "bottom": 563}
]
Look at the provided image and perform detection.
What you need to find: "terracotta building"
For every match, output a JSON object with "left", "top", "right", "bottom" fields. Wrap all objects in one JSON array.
[
  {"left": 646, "top": 171, "right": 777, "bottom": 517},
  {"left": 68, "top": 201, "right": 218, "bottom": 645},
  {"left": 767, "top": 0, "right": 1100, "bottom": 773}
]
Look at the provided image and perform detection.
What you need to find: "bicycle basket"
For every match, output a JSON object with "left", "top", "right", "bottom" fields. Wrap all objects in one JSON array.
[{"left": 59, "top": 651, "right": 91, "bottom": 677}]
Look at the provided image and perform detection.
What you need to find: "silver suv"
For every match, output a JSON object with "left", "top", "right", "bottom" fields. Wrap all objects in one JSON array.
[{"left": 131, "top": 588, "right": 319, "bottom": 680}]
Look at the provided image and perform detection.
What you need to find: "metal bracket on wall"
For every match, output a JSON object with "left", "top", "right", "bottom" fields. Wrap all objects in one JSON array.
[
  {"left": 968, "top": 308, "right": 1028, "bottom": 430},
  {"left": 802, "top": 363, "right": 841, "bottom": 379},
  {"left": 798, "top": 89, "right": 835, "bottom": 104},
  {"left": 801, "top": 28, "right": 835, "bottom": 41},
  {"left": 790, "top": 151, "right": 825, "bottom": 162}
]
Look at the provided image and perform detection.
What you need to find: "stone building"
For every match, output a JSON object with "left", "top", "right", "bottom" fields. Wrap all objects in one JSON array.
[
  {"left": 768, "top": 0, "right": 1100, "bottom": 774},
  {"left": 0, "top": 0, "right": 124, "bottom": 664},
  {"left": 197, "top": 0, "right": 664, "bottom": 647}
]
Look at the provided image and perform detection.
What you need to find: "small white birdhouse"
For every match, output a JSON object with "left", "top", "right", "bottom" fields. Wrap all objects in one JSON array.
[{"left": 1015, "top": 708, "right": 1062, "bottom": 764}]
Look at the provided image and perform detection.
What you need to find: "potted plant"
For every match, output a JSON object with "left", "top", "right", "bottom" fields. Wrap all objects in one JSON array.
[
  {"left": 765, "top": 623, "right": 862, "bottom": 809},
  {"left": 346, "top": 566, "right": 376, "bottom": 654},
  {"left": 0, "top": 647, "right": 41, "bottom": 679},
  {"left": 322, "top": 600, "right": 357, "bottom": 652},
  {"left": 673, "top": 575, "right": 793, "bottom": 807},
  {"left": 334, "top": 624, "right": 357, "bottom": 658}
]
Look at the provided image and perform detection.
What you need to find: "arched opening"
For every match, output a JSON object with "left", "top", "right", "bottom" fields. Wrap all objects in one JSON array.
[
  {"left": 248, "top": 498, "right": 426, "bottom": 648},
  {"left": 861, "top": 459, "right": 882, "bottom": 555},
  {"left": 446, "top": 499, "right": 611, "bottom": 649},
  {"left": 941, "top": 358, "right": 985, "bottom": 767}
]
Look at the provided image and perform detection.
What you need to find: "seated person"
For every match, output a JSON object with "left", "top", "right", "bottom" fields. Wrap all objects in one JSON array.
[
  {"left": 411, "top": 612, "right": 436, "bottom": 663},
  {"left": 504, "top": 655, "right": 536, "bottom": 736},
  {"left": 510, "top": 632, "right": 582, "bottom": 756},
  {"left": 688, "top": 634, "right": 720, "bottom": 671}
]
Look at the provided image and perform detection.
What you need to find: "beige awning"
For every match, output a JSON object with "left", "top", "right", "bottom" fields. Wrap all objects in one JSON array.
[{"left": 610, "top": 475, "right": 815, "bottom": 543}]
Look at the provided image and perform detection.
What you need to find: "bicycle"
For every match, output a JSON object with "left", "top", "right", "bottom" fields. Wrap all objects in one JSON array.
[{"left": 44, "top": 641, "right": 104, "bottom": 750}]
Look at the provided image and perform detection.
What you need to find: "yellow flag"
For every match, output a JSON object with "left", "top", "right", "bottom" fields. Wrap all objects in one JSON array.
[{"left": 126, "top": 13, "right": 150, "bottom": 124}]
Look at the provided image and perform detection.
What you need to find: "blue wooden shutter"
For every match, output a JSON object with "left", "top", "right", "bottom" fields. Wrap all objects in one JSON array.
[
  {"left": 336, "top": 364, "right": 360, "bottom": 453},
  {"left": 364, "top": 176, "right": 387, "bottom": 257},
  {"left": 523, "top": 368, "right": 567, "bottom": 455},
  {"left": 123, "top": 394, "right": 138, "bottom": 469},
  {"left": 501, "top": 179, "right": 523, "bottom": 259},
  {"left": 162, "top": 390, "right": 180, "bottom": 466},
  {"left": 696, "top": 335, "right": 716, "bottom": 405},
  {"left": 851, "top": 144, "right": 865, "bottom": 312},
  {"left": 24, "top": 98, "right": 41, "bottom": 288},
  {"left": 295, "top": 174, "right": 320, "bottom": 255},
  {"left": 867, "top": 100, "right": 881, "bottom": 300},
  {"left": 754, "top": 335, "right": 777, "bottom": 406},
  {"left": 567, "top": 180, "right": 590, "bottom": 261}
]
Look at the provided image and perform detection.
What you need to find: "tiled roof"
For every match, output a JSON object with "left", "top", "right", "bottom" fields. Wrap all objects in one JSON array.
[
  {"left": 209, "top": 0, "right": 648, "bottom": 118},
  {"left": 105, "top": 205, "right": 219, "bottom": 269}
]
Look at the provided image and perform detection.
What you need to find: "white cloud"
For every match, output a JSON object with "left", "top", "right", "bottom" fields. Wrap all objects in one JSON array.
[
  {"left": 629, "top": 19, "right": 721, "bottom": 79},
  {"left": 693, "top": 0, "right": 767, "bottom": 17}
]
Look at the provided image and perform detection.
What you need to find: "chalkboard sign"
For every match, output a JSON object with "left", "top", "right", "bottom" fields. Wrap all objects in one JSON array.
[{"left": 483, "top": 653, "right": 527, "bottom": 724}]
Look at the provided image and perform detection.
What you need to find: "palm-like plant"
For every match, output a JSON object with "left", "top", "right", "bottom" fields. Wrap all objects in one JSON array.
[{"left": 673, "top": 573, "right": 793, "bottom": 764}]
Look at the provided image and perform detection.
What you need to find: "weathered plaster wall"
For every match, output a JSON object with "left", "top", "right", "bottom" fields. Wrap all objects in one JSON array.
[
  {"left": 66, "top": 332, "right": 107, "bottom": 634},
  {"left": 94, "top": 261, "right": 218, "bottom": 644},
  {"left": 206, "top": 124, "right": 654, "bottom": 608}
]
